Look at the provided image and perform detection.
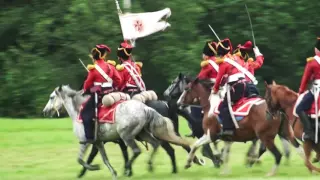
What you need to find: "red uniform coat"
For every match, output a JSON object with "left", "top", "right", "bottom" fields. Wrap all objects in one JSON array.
[
  {"left": 233, "top": 54, "right": 264, "bottom": 82},
  {"left": 116, "top": 59, "right": 144, "bottom": 91},
  {"left": 299, "top": 55, "right": 320, "bottom": 94},
  {"left": 213, "top": 54, "right": 243, "bottom": 92},
  {"left": 197, "top": 57, "right": 218, "bottom": 80},
  {"left": 83, "top": 59, "right": 122, "bottom": 91}
]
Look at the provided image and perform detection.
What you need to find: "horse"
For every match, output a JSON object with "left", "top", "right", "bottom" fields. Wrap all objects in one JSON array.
[
  {"left": 178, "top": 77, "right": 300, "bottom": 176},
  {"left": 163, "top": 73, "right": 222, "bottom": 167},
  {"left": 264, "top": 80, "right": 320, "bottom": 172},
  {"left": 164, "top": 73, "right": 271, "bottom": 167},
  {"left": 42, "top": 85, "right": 191, "bottom": 179}
]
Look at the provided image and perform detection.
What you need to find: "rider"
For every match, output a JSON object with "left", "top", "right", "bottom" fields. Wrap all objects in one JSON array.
[
  {"left": 197, "top": 40, "right": 219, "bottom": 82},
  {"left": 233, "top": 40, "right": 264, "bottom": 97},
  {"left": 81, "top": 44, "right": 122, "bottom": 143},
  {"left": 116, "top": 40, "right": 146, "bottom": 97},
  {"left": 184, "top": 40, "right": 218, "bottom": 137},
  {"left": 295, "top": 37, "right": 320, "bottom": 142},
  {"left": 212, "top": 38, "right": 246, "bottom": 138}
]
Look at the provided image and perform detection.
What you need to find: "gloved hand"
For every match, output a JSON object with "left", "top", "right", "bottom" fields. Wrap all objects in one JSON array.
[{"left": 253, "top": 46, "right": 263, "bottom": 57}]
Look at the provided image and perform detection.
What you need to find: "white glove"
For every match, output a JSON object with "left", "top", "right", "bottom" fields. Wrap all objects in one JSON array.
[{"left": 253, "top": 46, "right": 263, "bottom": 57}]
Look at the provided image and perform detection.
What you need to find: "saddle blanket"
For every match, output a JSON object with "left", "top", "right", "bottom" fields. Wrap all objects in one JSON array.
[
  {"left": 293, "top": 91, "right": 320, "bottom": 118},
  {"left": 78, "top": 100, "right": 124, "bottom": 124},
  {"left": 214, "top": 97, "right": 265, "bottom": 122}
]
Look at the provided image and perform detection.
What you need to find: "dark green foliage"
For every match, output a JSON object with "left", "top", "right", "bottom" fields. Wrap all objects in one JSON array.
[{"left": 0, "top": 0, "right": 319, "bottom": 117}]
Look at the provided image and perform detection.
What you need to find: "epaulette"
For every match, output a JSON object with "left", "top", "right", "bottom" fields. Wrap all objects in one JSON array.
[
  {"left": 87, "top": 64, "right": 95, "bottom": 70},
  {"left": 200, "top": 60, "right": 209, "bottom": 67},
  {"left": 247, "top": 58, "right": 254, "bottom": 62},
  {"left": 116, "top": 64, "right": 124, "bottom": 71},
  {"left": 306, "top": 57, "right": 314, "bottom": 62},
  {"left": 106, "top": 60, "right": 116, "bottom": 66},
  {"left": 135, "top": 61, "right": 143, "bottom": 68},
  {"left": 233, "top": 51, "right": 241, "bottom": 57},
  {"left": 215, "top": 57, "right": 224, "bottom": 64}
]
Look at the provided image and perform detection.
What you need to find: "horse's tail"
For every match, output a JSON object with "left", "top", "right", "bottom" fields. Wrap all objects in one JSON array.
[{"left": 144, "top": 107, "right": 191, "bottom": 147}]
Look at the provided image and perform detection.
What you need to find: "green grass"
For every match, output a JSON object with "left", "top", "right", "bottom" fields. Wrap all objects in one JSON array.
[{"left": 1, "top": 118, "right": 319, "bottom": 180}]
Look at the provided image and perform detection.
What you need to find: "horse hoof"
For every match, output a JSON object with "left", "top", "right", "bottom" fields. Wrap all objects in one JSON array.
[
  {"left": 193, "top": 157, "right": 206, "bottom": 166},
  {"left": 266, "top": 172, "right": 276, "bottom": 177},
  {"left": 184, "top": 164, "right": 191, "bottom": 169},
  {"left": 148, "top": 164, "right": 154, "bottom": 172},
  {"left": 125, "top": 169, "right": 132, "bottom": 177},
  {"left": 172, "top": 169, "right": 178, "bottom": 174}
]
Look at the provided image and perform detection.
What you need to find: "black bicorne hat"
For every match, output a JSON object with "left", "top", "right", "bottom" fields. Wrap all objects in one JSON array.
[{"left": 202, "top": 41, "right": 217, "bottom": 56}]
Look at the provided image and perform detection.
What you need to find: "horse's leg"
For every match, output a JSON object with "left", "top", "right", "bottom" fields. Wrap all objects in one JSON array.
[
  {"left": 280, "top": 137, "right": 291, "bottom": 165},
  {"left": 185, "top": 129, "right": 212, "bottom": 169},
  {"left": 304, "top": 141, "right": 320, "bottom": 173},
  {"left": 77, "top": 143, "right": 100, "bottom": 171},
  {"left": 161, "top": 141, "right": 177, "bottom": 173},
  {"left": 246, "top": 139, "right": 259, "bottom": 167},
  {"left": 122, "top": 138, "right": 141, "bottom": 177},
  {"left": 261, "top": 137, "right": 282, "bottom": 176},
  {"left": 78, "top": 144, "right": 100, "bottom": 178},
  {"left": 313, "top": 152, "right": 320, "bottom": 163},
  {"left": 220, "top": 141, "right": 233, "bottom": 175},
  {"left": 138, "top": 131, "right": 160, "bottom": 173},
  {"left": 201, "top": 143, "right": 221, "bottom": 168},
  {"left": 96, "top": 142, "right": 117, "bottom": 180},
  {"left": 118, "top": 140, "right": 129, "bottom": 175}
]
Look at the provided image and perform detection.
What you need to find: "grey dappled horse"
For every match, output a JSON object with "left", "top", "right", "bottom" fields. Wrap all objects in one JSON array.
[{"left": 42, "top": 85, "right": 191, "bottom": 179}]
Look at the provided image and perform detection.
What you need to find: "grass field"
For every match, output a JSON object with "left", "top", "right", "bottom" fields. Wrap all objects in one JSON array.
[{"left": 1, "top": 118, "right": 320, "bottom": 180}]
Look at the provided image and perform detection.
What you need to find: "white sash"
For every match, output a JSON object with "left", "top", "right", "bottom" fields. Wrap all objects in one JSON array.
[
  {"left": 95, "top": 64, "right": 113, "bottom": 83},
  {"left": 208, "top": 60, "right": 219, "bottom": 72},
  {"left": 123, "top": 62, "right": 146, "bottom": 91},
  {"left": 314, "top": 55, "right": 320, "bottom": 65},
  {"left": 224, "top": 58, "right": 258, "bottom": 85}
]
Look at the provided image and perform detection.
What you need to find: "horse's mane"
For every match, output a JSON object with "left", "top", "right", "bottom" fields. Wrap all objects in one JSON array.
[{"left": 272, "top": 84, "right": 298, "bottom": 106}]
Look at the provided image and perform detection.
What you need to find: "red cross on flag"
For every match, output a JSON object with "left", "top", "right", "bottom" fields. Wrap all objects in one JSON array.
[{"left": 118, "top": 8, "right": 171, "bottom": 40}]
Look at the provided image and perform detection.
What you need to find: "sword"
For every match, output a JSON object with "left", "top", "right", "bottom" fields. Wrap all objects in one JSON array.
[
  {"left": 79, "top": 58, "right": 89, "bottom": 72},
  {"left": 208, "top": 24, "right": 221, "bottom": 41},
  {"left": 245, "top": 4, "right": 256, "bottom": 47}
]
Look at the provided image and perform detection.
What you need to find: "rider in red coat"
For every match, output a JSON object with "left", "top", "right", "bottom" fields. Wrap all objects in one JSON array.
[
  {"left": 197, "top": 41, "right": 219, "bottom": 82},
  {"left": 81, "top": 44, "right": 122, "bottom": 143},
  {"left": 116, "top": 41, "right": 146, "bottom": 97},
  {"left": 295, "top": 37, "right": 320, "bottom": 142},
  {"left": 233, "top": 40, "right": 264, "bottom": 97},
  {"left": 212, "top": 38, "right": 246, "bottom": 138}
]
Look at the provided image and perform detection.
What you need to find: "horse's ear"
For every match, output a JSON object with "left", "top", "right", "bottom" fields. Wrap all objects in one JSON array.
[
  {"left": 272, "top": 80, "right": 277, "bottom": 85},
  {"left": 178, "top": 72, "right": 183, "bottom": 79},
  {"left": 58, "top": 85, "right": 62, "bottom": 91},
  {"left": 194, "top": 77, "right": 199, "bottom": 83},
  {"left": 264, "top": 81, "right": 268, "bottom": 87}
]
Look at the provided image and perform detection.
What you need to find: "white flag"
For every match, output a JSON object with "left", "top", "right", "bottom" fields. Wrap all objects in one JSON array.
[{"left": 119, "top": 8, "right": 171, "bottom": 40}]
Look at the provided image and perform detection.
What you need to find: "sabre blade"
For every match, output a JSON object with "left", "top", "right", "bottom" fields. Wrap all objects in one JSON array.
[
  {"left": 208, "top": 24, "right": 221, "bottom": 41},
  {"left": 245, "top": 4, "right": 256, "bottom": 47},
  {"left": 78, "top": 58, "right": 89, "bottom": 72}
]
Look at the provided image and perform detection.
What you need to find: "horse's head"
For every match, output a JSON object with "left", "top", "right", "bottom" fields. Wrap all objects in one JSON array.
[
  {"left": 177, "top": 77, "right": 211, "bottom": 106},
  {"left": 264, "top": 80, "right": 298, "bottom": 113},
  {"left": 163, "top": 73, "right": 188, "bottom": 100},
  {"left": 43, "top": 84, "right": 84, "bottom": 117}
]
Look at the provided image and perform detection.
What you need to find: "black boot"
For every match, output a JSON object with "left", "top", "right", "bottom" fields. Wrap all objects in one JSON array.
[
  {"left": 219, "top": 108, "right": 235, "bottom": 138},
  {"left": 298, "top": 111, "right": 315, "bottom": 142}
]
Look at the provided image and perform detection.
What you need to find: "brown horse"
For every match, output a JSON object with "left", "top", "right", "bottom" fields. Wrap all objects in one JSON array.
[
  {"left": 178, "top": 78, "right": 297, "bottom": 176},
  {"left": 264, "top": 80, "right": 320, "bottom": 172}
]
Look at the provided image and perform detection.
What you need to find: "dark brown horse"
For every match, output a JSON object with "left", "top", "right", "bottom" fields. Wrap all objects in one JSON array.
[
  {"left": 179, "top": 78, "right": 296, "bottom": 176},
  {"left": 265, "top": 80, "right": 320, "bottom": 172}
]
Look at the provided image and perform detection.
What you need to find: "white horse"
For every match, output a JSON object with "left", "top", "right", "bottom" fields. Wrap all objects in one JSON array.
[{"left": 42, "top": 85, "right": 191, "bottom": 179}]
